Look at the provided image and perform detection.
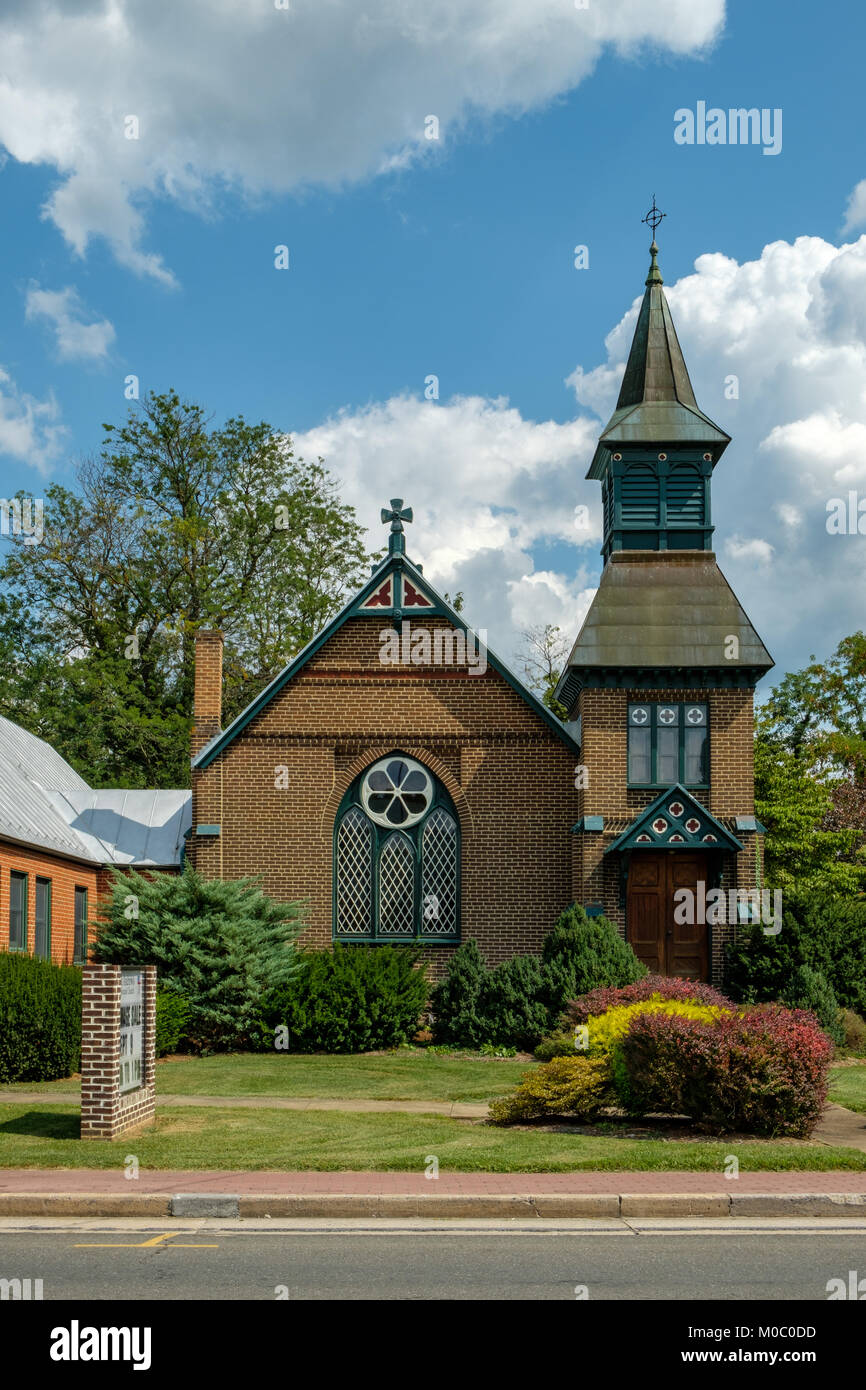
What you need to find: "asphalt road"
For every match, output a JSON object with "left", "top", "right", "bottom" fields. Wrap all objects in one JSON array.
[{"left": 2, "top": 1221, "right": 866, "bottom": 1300}]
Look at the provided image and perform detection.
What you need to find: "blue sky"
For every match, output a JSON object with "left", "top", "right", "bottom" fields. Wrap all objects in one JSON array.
[{"left": 1, "top": 0, "right": 865, "bottom": 683}]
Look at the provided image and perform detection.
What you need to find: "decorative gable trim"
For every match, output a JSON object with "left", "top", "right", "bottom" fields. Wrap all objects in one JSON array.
[
  {"left": 358, "top": 576, "right": 394, "bottom": 610},
  {"left": 604, "top": 784, "right": 743, "bottom": 854},
  {"left": 191, "top": 554, "right": 582, "bottom": 768}
]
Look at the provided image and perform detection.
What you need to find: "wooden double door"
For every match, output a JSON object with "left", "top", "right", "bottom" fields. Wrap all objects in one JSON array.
[{"left": 626, "top": 851, "right": 709, "bottom": 981}]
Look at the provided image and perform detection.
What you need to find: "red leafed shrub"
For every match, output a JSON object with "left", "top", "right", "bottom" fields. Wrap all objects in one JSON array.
[
  {"left": 564, "top": 974, "right": 733, "bottom": 1027},
  {"left": 615, "top": 1004, "right": 833, "bottom": 1138}
]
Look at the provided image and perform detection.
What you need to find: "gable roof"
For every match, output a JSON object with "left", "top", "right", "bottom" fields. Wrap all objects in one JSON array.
[
  {"left": 192, "top": 550, "right": 582, "bottom": 768},
  {"left": 605, "top": 783, "right": 743, "bottom": 854},
  {"left": 0, "top": 714, "right": 190, "bottom": 866}
]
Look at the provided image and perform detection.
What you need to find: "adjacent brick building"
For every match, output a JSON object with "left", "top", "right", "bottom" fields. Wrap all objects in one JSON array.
[{"left": 0, "top": 715, "right": 189, "bottom": 965}]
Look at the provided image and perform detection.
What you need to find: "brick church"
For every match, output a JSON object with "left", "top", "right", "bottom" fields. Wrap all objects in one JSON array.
[
  {"left": 0, "top": 225, "right": 772, "bottom": 988},
  {"left": 186, "top": 228, "right": 773, "bottom": 986}
]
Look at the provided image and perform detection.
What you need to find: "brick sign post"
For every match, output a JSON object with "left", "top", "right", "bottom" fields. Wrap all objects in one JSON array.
[{"left": 80, "top": 964, "right": 157, "bottom": 1140}]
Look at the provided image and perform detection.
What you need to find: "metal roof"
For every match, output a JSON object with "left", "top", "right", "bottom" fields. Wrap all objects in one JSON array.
[
  {"left": 0, "top": 715, "right": 190, "bottom": 865},
  {"left": 554, "top": 550, "right": 774, "bottom": 708},
  {"left": 587, "top": 243, "right": 729, "bottom": 479}
]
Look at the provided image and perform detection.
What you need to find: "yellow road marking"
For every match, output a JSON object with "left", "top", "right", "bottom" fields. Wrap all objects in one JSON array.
[{"left": 74, "top": 1232, "right": 218, "bottom": 1249}]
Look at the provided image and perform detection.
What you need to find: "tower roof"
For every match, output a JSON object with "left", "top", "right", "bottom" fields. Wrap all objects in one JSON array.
[
  {"left": 587, "top": 237, "right": 729, "bottom": 479},
  {"left": 553, "top": 550, "right": 774, "bottom": 709}
]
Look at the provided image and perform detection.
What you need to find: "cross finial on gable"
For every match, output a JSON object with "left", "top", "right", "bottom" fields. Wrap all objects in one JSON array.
[{"left": 381, "top": 498, "right": 413, "bottom": 555}]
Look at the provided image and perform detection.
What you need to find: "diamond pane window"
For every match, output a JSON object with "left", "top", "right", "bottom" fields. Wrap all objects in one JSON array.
[
  {"left": 335, "top": 754, "right": 459, "bottom": 941},
  {"left": 378, "top": 834, "right": 415, "bottom": 935},
  {"left": 421, "top": 810, "right": 459, "bottom": 936},
  {"left": 335, "top": 809, "right": 374, "bottom": 935}
]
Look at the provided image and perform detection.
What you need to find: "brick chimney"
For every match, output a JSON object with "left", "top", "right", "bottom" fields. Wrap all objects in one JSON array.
[{"left": 192, "top": 630, "right": 224, "bottom": 757}]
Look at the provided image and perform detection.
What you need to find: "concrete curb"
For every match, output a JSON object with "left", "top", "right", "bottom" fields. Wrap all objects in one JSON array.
[{"left": 1, "top": 1191, "right": 865, "bottom": 1219}]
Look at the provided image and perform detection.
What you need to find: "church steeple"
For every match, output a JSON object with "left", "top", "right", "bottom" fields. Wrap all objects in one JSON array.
[{"left": 588, "top": 201, "right": 730, "bottom": 563}]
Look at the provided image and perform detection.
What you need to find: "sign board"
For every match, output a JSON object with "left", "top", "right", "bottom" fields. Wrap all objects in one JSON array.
[{"left": 119, "top": 969, "right": 145, "bottom": 1094}]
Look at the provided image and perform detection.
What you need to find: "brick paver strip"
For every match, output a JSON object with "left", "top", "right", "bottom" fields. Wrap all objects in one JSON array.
[{"left": 0, "top": 1169, "right": 864, "bottom": 1195}]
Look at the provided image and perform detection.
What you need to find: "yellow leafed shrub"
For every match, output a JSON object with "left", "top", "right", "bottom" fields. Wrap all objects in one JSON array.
[
  {"left": 586, "top": 997, "right": 730, "bottom": 1057},
  {"left": 488, "top": 1056, "right": 611, "bottom": 1125}
]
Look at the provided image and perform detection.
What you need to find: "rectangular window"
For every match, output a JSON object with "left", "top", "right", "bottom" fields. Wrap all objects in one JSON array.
[
  {"left": 74, "top": 886, "right": 88, "bottom": 965},
  {"left": 628, "top": 703, "right": 709, "bottom": 787},
  {"left": 627, "top": 725, "right": 651, "bottom": 784},
  {"left": 35, "top": 878, "right": 51, "bottom": 960},
  {"left": 9, "top": 871, "right": 27, "bottom": 951},
  {"left": 685, "top": 725, "right": 708, "bottom": 784}
]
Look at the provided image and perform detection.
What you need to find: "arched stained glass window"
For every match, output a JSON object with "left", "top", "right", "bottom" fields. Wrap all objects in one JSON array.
[{"left": 334, "top": 755, "right": 460, "bottom": 941}]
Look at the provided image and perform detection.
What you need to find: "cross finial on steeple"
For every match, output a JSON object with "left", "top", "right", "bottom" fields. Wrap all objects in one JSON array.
[
  {"left": 381, "top": 498, "right": 413, "bottom": 555},
  {"left": 641, "top": 195, "right": 665, "bottom": 287},
  {"left": 642, "top": 195, "right": 665, "bottom": 238}
]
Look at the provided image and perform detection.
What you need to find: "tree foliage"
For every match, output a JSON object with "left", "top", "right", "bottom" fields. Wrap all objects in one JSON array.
[{"left": 0, "top": 390, "right": 372, "bottom": 786}]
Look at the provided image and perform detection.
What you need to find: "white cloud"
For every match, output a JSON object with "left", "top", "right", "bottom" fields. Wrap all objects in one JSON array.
[
  {"left": 292, "top": 232, "right": 866, "bottom": 682},
  {"left": 842, "top": 179, "right": 866, "bottom": 234},
  {"left": 723, "top": 536, "right": 774, "bottom": 565},
  {"left": 25, "top": 284, "right": 115, "bottom": 362},
  {"left": 0, "top": 367, "right": 66, "bottom": 473},
  {"left": 292, "top": 393, "right": 599, "bottom": 665},
  {"left": 0, "top": 0, "right": 725, "bottom": 279}
]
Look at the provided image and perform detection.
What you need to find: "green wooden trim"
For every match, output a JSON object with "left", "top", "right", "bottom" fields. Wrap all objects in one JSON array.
[
  {"left": 193, "top": 555, "right": 581, "bottom": 768},
  {"left": 332, "top": 754, "right": 461, "bottom": 943},
  {"left": 34, "top": 876, "right": 51, "bottom": 960},
  {"left": 605, "top": 783, "right": 743, "bottom": 855},
  {"left": 8, "top": 869, "right": 27, "bottom": 952},
  {"left": 572, "top": 816, "right": 604, "bottom": 832}
]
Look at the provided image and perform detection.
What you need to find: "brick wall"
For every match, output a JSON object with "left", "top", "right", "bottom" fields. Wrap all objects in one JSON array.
[
  {"left": 0, "top": 839, "right": 100, "bottom": 965},
  {"left": 189, "top": 615, "right": 581, "bottom": 972},
  {"left": 80, "top": 963, "right": 157, "bottom": 1140},
  {"left": 578, "top": 685, "right": 755, "bottom": 820}
]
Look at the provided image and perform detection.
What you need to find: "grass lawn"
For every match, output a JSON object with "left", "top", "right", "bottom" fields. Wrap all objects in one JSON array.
[
  {"left": 829, "top": 1061, "right": 866, "bottom": 1114},
  {"left": 0, "top": 1051, "right": 538, "bottom": 1103},
  {"left": 0, "top": 1103, "right": 863, "bottom": 1172}
]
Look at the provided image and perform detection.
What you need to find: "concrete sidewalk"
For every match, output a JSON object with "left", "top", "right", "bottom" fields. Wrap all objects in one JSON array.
[
  {"left": 0, "top": 1168, "right": 865, "bottom": 1219},
  {"left": 0, "top": 1091, "right": 488, "bottom": 1118}
]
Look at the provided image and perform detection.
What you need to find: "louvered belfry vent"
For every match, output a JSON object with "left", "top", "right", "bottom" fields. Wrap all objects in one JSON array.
[
  {"left": 667, "top": 465, "right": 704, "bottom": 524},
  {"left": 621, "top": 465, "right": 660, "bottom": 525}
]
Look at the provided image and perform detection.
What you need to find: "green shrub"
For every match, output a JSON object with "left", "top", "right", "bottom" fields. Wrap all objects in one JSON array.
[
  {"left": 482, "top": 954, "right": 551, "bottom": 1050},
  {"left": 432, "top": 906, "right": 645, "bottom": 1050},
  {"left": 534, "top": 1030, "right": 577, "bottom": 1061},
  {"left": 0, "top": 952, "right": 81, "bottom": 1083},
  {"left": 489, "top": 1056, "right": 611, "bottom": 1125},
  {"left": 429, "top": 941, "right": 491, "bottom": 1048},
  {"left": 724, "top": 891, "right": 866, "bottom": 1016},
  {"left": 838, "top": 1008, "right": 866, "bottom": 1054},
  {"left": 261, "top": 944, "right": 429, "bottom": 1053},
  {"left": 154, "top": 989, "right": 190, "bottom": 1057},
  {"left": 781, "top": 965, "right": 844, "bottom": 1045},
  {"left": 92, "top": 864, "right": 303, "bottom": 1050},
  {"left": 540, "top": 905, "right": 646, "bottom": 1017}
]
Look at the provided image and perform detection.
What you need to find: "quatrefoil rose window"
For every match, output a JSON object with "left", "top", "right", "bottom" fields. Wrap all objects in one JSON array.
[{"left": 361, "top": 757, "right": 433, "bottom": 828}]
